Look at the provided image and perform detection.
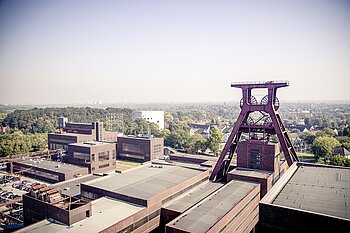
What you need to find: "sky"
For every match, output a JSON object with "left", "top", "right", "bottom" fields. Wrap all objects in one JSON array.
[{"left": 0, "top": 0, "right": 349, "bottom": 105}]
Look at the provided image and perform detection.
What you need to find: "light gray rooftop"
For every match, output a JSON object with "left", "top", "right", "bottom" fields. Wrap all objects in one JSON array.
[
  {"left": 273, "top": 165, "right": 350, "bottom": 220},
  {"left": 169, "top": 180, "right": 258, "bottom": 233},
  {"left": 17, "top": 197, "right": 144, "bottom": 233},
  {"left": 86, "top": 164, "right": 203, "bottom": 200},
  {"left": 164, "top": 181, "right": 224, "bottom": 213},
  {"left": 15, "top": 159, "right": 87, "bottom": 174},
  {"left": 229, "top": 167, "right": 272, "bottom": 179},
  {"left": 54, "top": 174, "right": 104, "bottom": 196},
  {"left": 69, "top": 141, "right": 114, "bottom": 148},
  {"left": 171, "top": 153, "right": 218, "bottom": 162}
]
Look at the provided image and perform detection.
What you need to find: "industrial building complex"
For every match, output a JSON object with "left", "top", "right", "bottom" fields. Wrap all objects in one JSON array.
[{"left": 1, "top": 81, "right": 348, "bottom": 233}]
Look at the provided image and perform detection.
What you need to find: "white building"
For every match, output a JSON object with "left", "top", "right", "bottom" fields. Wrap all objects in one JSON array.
[{"left": 133, "top": 111, "right": 165, "bottom": 130}]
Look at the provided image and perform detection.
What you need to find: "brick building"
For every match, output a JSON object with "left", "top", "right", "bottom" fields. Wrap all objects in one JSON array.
[
  {"left": 9, "top": 159, "right": 89, "bottom": 183},
  {"left": 117, "top": 136, "right": 164, "bottom": 162},
  {"left": 23, "top": 184, "right": 91, "bottom": 226},
  {"left": 66, "top": 141, "right": 116, "bottom": 173},
  {"left": 48, "top": 121, "right": 117, "bottom": 151}
]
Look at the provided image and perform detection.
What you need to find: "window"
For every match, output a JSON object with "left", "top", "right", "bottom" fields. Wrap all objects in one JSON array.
[
  {"left": 98, "top": 151, "right": 109, "bottom": 161},
  {"left": 112, "top": 150, "right": 116, "bottom": 159},
  {"left": 149, "top": 209, "right": 160, "bottom": 220},
  {"left": 122, "top": 143, "right": 144, "bottom": 154},
  {"left": 250, "top": 149, "right": 261, "bottom": 169},
  {"left": 92, "top": 154, "right": 95, "bottom": 162},
  {"left": 134, "top": 216, "right": 147, "bottom": 229},
  {"left": 73, "top": 152, "right": 90, "bottom": 162},
  {"left": 98, "top": 163, "right": 109, "bottom": 169},
  {"left": 153, "top": 144, "right": 162, "bottom": 154},
  {"left": 120, "top": 153, "right": 144, "bottom": 160}
]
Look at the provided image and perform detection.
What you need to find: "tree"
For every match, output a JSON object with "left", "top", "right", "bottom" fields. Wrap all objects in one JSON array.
[
  {"left": 330, "top": 155, "right": 350, "bottom": 167},
  {"left": 164, "top": 129, "right": 191, "bottom": 150},
  {"left": 341, "top": 142, "right": 350, "bottom": 151},
  {"left": 207, "top": 127, "right": 224, "bottom": 156},
  {"left": 322, "top": 128, "right": 336, "bottom": 137},
  {"left": 311, "top": 136, "right": 341, "bottom": 158},
  {"left": 187, "top": 134, "right": 207, "bottom": 154},
  {"left": 300, "top": 131, "right": 316, "bottom": 145},
  {"left": 304, "top": 117, "right": 313, "bottom": 128},
  {"left": 0, "top": 132, "right": 48, "bottom": 157}
]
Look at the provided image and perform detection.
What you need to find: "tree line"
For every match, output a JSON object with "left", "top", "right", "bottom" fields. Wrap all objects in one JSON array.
[
  {"left": 0, "top": 107, "right": 225, "bottom": 157},
  {"left": 0, "top": 132, "right": 47, "bottom": 157}
]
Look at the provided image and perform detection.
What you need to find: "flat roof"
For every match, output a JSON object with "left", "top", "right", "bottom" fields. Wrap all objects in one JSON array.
[
  {"left": 48, "top": 132, "right": 83, "bottom": 137},
  {"left": 229, "top": 167, "right": 272, "bottom": 179},
  {"left": 69, "top": 141, "right": 115, "bottom": 148},
  {"left": 17, "top": 197, "right": 145, "bottom": 233},
  {"left": 272, "top": 163, "right": 350, "bottom": 220},
  {"left": 170, "top": 152, "right": 218, "bottom": 162},
  {"left": 168, "top": 180, "right": 258, "bottom": 232},
  {"left": 54, "top": 174, "right": 104, "bottom": 196},
  {"left": 118, "top": 135, "right": 162, "bottom": 141},
  {"left": 86, "top": 163, "right": 203, "bottom": 200},
  {"left": 164, "top": 181, "right": 224, "bottom": 213},
  {"left": 14, "top": 159, "right": 87, "bottom": 174}
]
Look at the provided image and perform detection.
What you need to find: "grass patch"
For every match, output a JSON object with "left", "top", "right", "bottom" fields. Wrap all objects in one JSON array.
[
  {"left": 115, "top": 160, "right": 142, "bottom": 172},
  {"left": 297, "top": 152, "right": 316, "bottom": 163},
  {"left": 297, "top": 152, "right": 315, "bottom": 158},
  {"left": 116, "top": 160, "right": 142, "bottom": 166}
]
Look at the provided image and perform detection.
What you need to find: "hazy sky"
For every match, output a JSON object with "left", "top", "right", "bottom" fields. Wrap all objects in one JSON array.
[{"left": 0, "top": 0, "right": 349, "bottom": 105}]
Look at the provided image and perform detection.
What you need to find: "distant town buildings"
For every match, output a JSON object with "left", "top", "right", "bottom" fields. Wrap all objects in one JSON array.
[
  {"left": 133, "top": 110, "right": 165, "bottom": 130},
  {"left": 189, "top": 123, "right": 211, "bottom": 138},
  {"left": 333, "top": 146, "right": 350, "bottom": 158}
]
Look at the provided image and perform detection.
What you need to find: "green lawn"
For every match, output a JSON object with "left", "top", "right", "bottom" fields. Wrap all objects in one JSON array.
[
  {"left": 115, "top": 160, "right": 142, "bottom": 172},
  {"left": 297, "top": 152, "right": 316, "bottom": 163},
  {"left": 297, "top": 152, "right": 314, "bottom": 158}
]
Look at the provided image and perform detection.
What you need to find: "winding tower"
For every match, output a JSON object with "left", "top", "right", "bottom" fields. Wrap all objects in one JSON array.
[{"left": 210, "top": 81, "right": 299, "bottom": 181}]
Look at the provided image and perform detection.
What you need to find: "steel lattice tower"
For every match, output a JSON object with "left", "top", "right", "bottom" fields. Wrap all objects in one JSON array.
[{"left": 210, "top": 81, "right": 299, "bottom": 181}]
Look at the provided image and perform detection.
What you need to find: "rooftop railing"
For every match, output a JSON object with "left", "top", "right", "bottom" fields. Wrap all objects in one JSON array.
[{"left": 231, "top": 80, "right": 290, "bottom": 85}]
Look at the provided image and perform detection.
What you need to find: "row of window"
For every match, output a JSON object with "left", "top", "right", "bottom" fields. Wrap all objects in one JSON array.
[
  {"left": 49, "top": 143, "right": 68, "bottom": 151},
  {"left": 153, "top": 144, "right": 162, "bottom": 154},
  {"left": 122, "top": 143, "right": 144, "bottom": 154},
  {"left": 119, "top": 153, "right": 145, "bottom": 160},
  {"left": 73, "top": 152, "right": 90, "bottom": 162},
  {"left": 49, "top": 138, "right": 76, "bottom": 144},
  {"left": 250, "top": 149, "right": 261, "bottom": 169},
  {"left": 71, "top": 150, "right": 114, "bottom": 163},
  {"left": 14, "top": 165, "right": 60, "bottom": 181}
]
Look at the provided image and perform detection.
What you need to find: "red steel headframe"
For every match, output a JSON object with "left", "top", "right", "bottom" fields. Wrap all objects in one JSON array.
[{"left": 209, "top": 81, "right": 299, "bottom": 181}]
